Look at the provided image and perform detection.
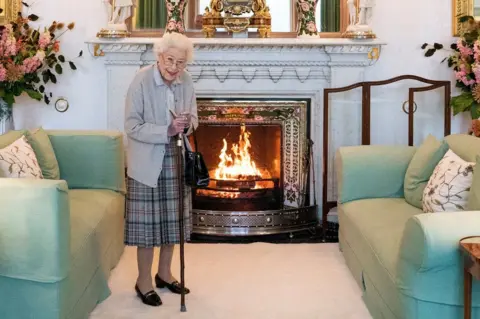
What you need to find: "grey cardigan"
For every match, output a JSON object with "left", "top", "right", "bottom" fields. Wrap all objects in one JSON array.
[{"left": 124, "top": 64, "right": 198, "bottom": 188}]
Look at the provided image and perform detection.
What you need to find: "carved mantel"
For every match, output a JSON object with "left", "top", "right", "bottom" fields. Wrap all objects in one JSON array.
[
  {"left": 86, "top": 37, "right": 386, "bottom": 218},
  {"left": 87, "top": 38, "right": 385, "bottom": 82}
]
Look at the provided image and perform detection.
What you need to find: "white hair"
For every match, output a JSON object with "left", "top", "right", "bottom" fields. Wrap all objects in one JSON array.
[{"left": 153, "top": 32, "right": 194, "bottom": 63}]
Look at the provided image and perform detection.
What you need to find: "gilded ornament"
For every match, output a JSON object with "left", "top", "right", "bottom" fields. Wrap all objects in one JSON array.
[{"left": 201, "top": 0, "right": 271, "bottom": 38}]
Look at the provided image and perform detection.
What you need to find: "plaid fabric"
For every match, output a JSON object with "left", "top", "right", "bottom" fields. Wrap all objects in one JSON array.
[{"left": 124, "top": 139, "right": 192, "bottom": 247}]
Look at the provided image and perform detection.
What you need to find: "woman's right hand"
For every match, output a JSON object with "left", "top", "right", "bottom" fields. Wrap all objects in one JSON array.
[{"left": 167, "top": 117, "right": 189, "bottom": 136}]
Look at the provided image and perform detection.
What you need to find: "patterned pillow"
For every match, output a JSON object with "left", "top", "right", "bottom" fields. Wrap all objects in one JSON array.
[
  {"left": 0, "top": 136, "right": 44, "bottom": 179},
  {"left": 422, "top": 149, "right": 475, "bottom": 213}
]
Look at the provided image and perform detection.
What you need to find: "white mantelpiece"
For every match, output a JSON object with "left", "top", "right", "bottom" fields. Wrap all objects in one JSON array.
[{"left": 86, "top": 37, "right": 386, "bottom": 219}]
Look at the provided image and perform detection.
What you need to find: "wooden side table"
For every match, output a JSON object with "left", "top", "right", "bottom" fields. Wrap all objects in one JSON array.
[{"left": 460, "top": 236, "right": 480, "bottom": 319}]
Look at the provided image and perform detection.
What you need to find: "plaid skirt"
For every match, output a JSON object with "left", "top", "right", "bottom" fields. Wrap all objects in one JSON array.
[{"left": 124, "top": 140, "right": 192, "bottom": 247}]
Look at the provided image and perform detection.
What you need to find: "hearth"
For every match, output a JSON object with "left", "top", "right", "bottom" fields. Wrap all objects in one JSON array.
[{"left": 190, "top": 99, "right": 317, "bottom": 236}]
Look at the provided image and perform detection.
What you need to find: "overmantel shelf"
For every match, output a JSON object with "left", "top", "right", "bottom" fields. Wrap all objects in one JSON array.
[
  {"left": 87, "top": 37, "right": 386, "bottom": 45},
  {"left": 87, "top": 37, "right": 386, "bottom": 60}
]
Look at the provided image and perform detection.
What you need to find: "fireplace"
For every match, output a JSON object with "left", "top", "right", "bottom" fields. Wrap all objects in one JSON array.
[
  {"left": 88, "top": 37, "right": 385, "bottom": 238},
  {"left": 189, "top": 99, "right": 318, "bottom": 236}
]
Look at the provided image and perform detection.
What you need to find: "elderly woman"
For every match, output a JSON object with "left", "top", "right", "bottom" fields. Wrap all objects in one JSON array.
[{"left": 124, "top": 32, "right": 197, "bottom": 307}]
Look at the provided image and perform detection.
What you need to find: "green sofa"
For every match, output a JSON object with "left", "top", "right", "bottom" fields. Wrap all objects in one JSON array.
[
  {"left": 0, "top": 130, "right": 126, "bottom": 319},
  {"left": 336, "top": 134, "right": 480, "bottom": 319}
]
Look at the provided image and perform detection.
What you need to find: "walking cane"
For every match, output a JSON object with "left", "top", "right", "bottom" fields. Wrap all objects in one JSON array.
[{"left": 175, "top": 132, "right": 187, "bottom": 312}]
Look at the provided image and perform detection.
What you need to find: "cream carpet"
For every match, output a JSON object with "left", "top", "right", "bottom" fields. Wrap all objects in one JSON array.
[{"left": 89, "top": 243, "right": 372, "bottom": 319}]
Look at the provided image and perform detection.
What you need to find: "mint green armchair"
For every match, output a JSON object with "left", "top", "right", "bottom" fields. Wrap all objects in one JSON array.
[
  {"left": 0, "top": 130, "right": 126, "bottom": 319},
  {"left": 0, "top": 179, "right": 70, "bottom": 282},
  {"left": 336, "top": 135, "right": 480, "bottom": 319}
]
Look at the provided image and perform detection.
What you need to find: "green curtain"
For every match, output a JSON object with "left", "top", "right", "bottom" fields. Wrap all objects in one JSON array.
[
  {"left": 320, "top": 0, "right": 340, "bottom": 32},
  {"left": 136, "top": 0, "right": 167, "bottom": 29}
]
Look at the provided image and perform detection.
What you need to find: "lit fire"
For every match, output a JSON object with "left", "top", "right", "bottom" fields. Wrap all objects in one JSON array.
[
  {"left": 214, "top": 124, "right": 264, "bottom": 181},
  {"left": 197, "top": 124, "right": 275, "bottom": 199}
]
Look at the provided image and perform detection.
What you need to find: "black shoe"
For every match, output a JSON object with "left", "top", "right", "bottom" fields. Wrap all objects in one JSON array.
[
  {"left": 155, "top": 274, "right": 190, "bottom": 294},
  {"left": 135, "top": 284, "right": 162, "bottom": 306}
]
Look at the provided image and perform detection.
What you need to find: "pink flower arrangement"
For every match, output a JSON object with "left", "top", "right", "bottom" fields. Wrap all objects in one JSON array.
[
  {"left": 422, "top": 16, "right": 480, "bottom": 119},
  {"left": 0, "top": 3, "right": 81, "bottom": 120}
]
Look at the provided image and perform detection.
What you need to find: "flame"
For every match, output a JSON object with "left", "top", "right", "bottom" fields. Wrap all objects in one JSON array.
[
  {"left": 196, "top": 124, "right": 275, "bottom": 199},
  {"left": 214, "top": 124, "right": 264, "bottom": 180}
]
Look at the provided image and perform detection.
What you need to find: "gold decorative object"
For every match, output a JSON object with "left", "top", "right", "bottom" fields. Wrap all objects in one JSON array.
[
  {"left": 93, "top": 44, "right": 105, "bottom": 57},
  {"left": 452, "top": 0, "right": 477, "bottom": 37},
  {"left": 343, "top": 30, "right": 376, "bottom": 40},
  {"left": 96, "top": 29, "right": 130, "bottom": 39},
  {"left": 0, "top": 0, "right": 22, "bottom": 25},
  {"left": 224, "top": 17, "right": 250, "bottom": 33},
  {"left": 202, "top": 0, "right": 271, "bottom": 38},
  {"left": 367, "top": 47, "right": 380, "bottom": 60}
]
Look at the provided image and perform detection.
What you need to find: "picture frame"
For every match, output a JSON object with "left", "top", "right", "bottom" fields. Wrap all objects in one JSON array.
[
  {"left": 0, "top": 0, "right": 22, "bottom": 25},
  {"left": 452, "top": 0, "right": 475, "bottom": 36}
]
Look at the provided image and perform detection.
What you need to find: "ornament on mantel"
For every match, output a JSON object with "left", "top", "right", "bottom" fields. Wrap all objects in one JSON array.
[
  {"left": 296, "top": 0, "right": 319, "bottom": 38},
  {"left": 343, "top": 0, "right": 376, "bottom": 39},
  {"left": 97, "top": 0, "right": 137, "bottom": 38},
  {"left": 165, "top": 0, "right": 188, "bottom": 34}
]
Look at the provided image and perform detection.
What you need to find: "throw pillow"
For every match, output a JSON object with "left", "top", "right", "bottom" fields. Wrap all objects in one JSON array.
[
  {"left": 0, "top": 135, "right": 43, "bottom": 179},
  {"left": 25, "top": 127, "right": 60, "bottom": 179},
  {"left": 0, "top": 130, "right": 27, "bottom": 148},
  {"left": 422, "top": 149, "right": 475, "bottom": 213},
  {"left": 404, "top": 134, "right": 449, "bottom": 208},
  {"left": 467, "top": 155, "right": 480, "bottom": 210},
  {"left": 445, "top": 134, "right": 480, "bottom": 162}
]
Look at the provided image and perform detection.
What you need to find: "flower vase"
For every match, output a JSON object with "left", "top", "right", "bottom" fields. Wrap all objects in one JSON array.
[
  {"left": 165, "top": 0, "right": 188, "bottom": 34},
  {"left": 0, "top": 98, "right": 13, "bottom": 135},
  {"left": 296, "top": 0, "right": 319, "bottom": 38}
]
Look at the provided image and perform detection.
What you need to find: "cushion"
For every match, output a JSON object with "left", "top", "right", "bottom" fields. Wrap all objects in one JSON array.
[
  {"left": 445, "top": 134, "right": 480, "bottom": 162},
  {"left": 47, "top": 131, "right": 126, "bottom": 193},
  {"left": 468, "top": 155, "right": 480, "bottom": 210},
  {"left": 404, "top": 135, "right": 449, "bottom": 209},
  {"left": 0, "top": 128, "right": 60, "bottom": 180},
  {"left": 25, "top": 128, "right": 60, "bottom": 180},
  {"left": 0, "top": 130, "right": 27, "bottom": 148},
  {"left": 423, "top": 149, "right": 475, "bottom": 212},
  {"left": 336, "top": 145, "right": 416, "bottom": 203},
  {"left": 0, "top": 135, "right": 43, "bottom": 179}
]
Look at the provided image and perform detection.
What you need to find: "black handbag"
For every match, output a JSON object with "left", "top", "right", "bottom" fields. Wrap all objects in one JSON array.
[{"left": 184, "top": 127, "right": 210, "bottom": 188}]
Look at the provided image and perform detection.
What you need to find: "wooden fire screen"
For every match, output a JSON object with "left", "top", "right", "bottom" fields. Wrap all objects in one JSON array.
[{"left": 322, "top": 75, "right": 452, "bottom": 235}]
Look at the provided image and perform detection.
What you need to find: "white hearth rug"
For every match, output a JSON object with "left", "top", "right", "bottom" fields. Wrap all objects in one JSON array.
[{"left": 89, "top": 243, "right": 371, "bottom": 319}]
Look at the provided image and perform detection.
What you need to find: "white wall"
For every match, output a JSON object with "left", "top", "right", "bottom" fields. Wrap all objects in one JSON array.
[
  {"left": 13, "top": 0, "right": 469, "bottom": 138},
  {"left": 365, "top": 0, "right": 470, "bottom": 143},
  {"left": 14, "top": 0, "right": 108, "bottom": 130}
]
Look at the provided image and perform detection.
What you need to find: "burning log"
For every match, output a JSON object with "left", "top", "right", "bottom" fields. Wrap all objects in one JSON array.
[{"left": 216, "top": 179, "right": 257, "bottom": 190}]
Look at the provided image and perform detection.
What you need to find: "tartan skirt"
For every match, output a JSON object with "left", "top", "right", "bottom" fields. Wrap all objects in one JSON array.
[{"left": 124, "top": 140, "right": 192, "bottom": 247}]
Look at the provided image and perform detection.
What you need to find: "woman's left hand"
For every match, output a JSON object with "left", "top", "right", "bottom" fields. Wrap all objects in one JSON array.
[{"left": 179, "top": 112, "right": 191, "bottom": 128}]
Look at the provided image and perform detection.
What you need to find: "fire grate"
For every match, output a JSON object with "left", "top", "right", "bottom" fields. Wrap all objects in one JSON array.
[
  {"left": 193, "top": 177, "right": 282, "bottom": 211},
  {"left": 192, "top": 206, "right": 318, "bottom": 236}
]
